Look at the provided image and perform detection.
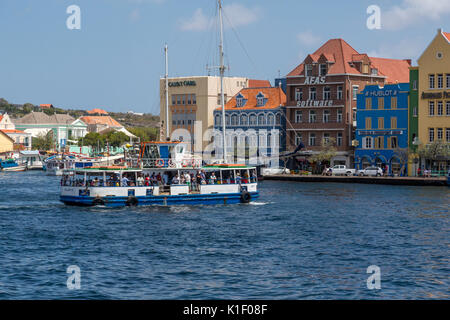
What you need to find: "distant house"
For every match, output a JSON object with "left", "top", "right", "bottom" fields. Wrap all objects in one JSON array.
[
  {"left": 39, "top": 104, "right": 54, "bottom": 109},
  {"left": 13, "top": 112, "right": 88, "bottom": 150},
  {"left": 80, "top": 115, "right": 136, "bottom": 138},
  {"left": 86, "top": 108, "right": 108, "bottom": 115},
  {"left": 0, "top": 130, "right": 14, "bottom": 155},
  {"left": 1, "top": 113, "right": 32, "bottom": 150}
]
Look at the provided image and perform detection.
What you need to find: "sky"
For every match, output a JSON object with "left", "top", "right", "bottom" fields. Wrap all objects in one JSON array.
[{"left": 1, "top": 0, "right": 450, "bottom": 115}]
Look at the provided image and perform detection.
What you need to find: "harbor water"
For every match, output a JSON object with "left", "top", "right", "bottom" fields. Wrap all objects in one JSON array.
[{"left": 0, "top": 171, "right": 448, "bottom": 299}]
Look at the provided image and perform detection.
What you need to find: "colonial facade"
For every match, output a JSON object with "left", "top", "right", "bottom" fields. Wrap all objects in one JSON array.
[
  {"left": 1, "top": 113, "right": 32, "bottom": 150},
  {"left": 285, "top": 38, "right": 411, "bottom": 167},
  {"left": 213, "top": 86, "right": 286, "bottom": 165},
  {"left": 416, "top": 29, "right": 450, "bottom": 174},
  {"left": 355, "top": 83, "right": 410, "bottom": 175}
]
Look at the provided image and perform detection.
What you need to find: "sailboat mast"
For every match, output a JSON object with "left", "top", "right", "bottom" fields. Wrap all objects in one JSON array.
[
  {"left": 164, "top": 44, "right": 169, "bottom": 141},
  {"left": 219, "top": 0, "right": 226, "bottom": 162}
]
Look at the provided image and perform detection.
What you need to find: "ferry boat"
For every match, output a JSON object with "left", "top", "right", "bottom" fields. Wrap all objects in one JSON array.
[{"left": 59, "top": 164, "right": 259, "bottom": 207}]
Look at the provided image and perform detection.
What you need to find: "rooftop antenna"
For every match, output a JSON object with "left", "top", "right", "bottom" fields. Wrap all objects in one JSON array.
[
  {"left": 164, "top": 44, "right": 169, "bottom": 141},
  {"left": 219, "top": 0, "right": 227, "bottom": 162}
]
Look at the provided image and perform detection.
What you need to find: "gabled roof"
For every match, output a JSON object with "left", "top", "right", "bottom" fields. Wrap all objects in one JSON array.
[
  {"left": 86, "top": 108, "right": 108, "bottom": 115},
  {"left": 80, "top": 116, "right": 123, "bottom": 128},
  {"left": 0, "top": 129, "right": 26, "bottom": 134},
  {"left": 217, "top": 87, "right": 286, "bottom": 111},
  {"left": 368, "top": 57, "right": 411, "bottom": 83},
  {"left": 40, "top": 104, "right": 53, "bottom": 108},
  {"left": 248, "top": 79, "right": 271, "bottom": 88},
  {"left": 287, "top": 38, "right": 411, "bottom": 83},
  {"left": 14, "top": 112, "right": 75, "bottom": 125},
  {"left": 0, "top": 130, "right": 14, "bottom": 143}
]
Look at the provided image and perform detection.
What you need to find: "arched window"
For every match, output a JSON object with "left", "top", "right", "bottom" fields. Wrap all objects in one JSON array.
[
  {"left": 276, "top": 113, "right": 281, "bottom": 125},
  {"left": 240, "top": 114, "right": 248, "bottom": 125},
  {"left": 249, "top": 114, "right": 257, "bottom": 125},
  {"left": 267, "top": 114, "right": 274, "bottom": 125},
  {"left": 225, "top": 115, "right": 230, "bottom": 126},
  {"left": 258, "top": 113, "right": 266, "bottom": 125},
  {"left": 231, "top": 114, "right": 238, "bottom": 126},
  {"left": 215, "top": 114, "right": 221, "bottom": 126}
]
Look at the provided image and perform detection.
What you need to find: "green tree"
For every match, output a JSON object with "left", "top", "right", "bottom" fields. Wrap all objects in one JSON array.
[
  {"left": 79, "top": 132, "right": 103, "bottom": 147},
  {"left": 311, "top": 137, "right": 337, "bottom": 163},
  {"left": 417, "top": 140, "right": 450, "bottom": 160},
  {"left": 32, "top": 131, "right": 54, "bottom": 151},
  {"left": 127, "top": 127, "right": 158, "bottom": 142}
]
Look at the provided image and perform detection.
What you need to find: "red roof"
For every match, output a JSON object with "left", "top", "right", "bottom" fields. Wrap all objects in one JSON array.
[
  {"left": 368, "top": 57, "right": 411, "bottom": 83},
  {"left": 0, "top": 115, "right": 3, "bottom": 122},
  {"left": 40, "top": 104, "right": 53, "bottom": 108},
  {"left": 86, "top": 108, "right": 108, "bottom": 115},
  {"left": 0, "top": 129, "right": 26, "bottom": 134},
  {"left": 287, "top": 38, "right": 411, "bottom": 83},
  {"left": 80, "top": 116, "right": 122, "bottom": 127},
  {"left": 443, "top": 32, "right": 450, "bottom": 42},
  {"left": 248, "top": 79, "right": 271, "bottom": 88},
  {"left": 217, "top": 87, "right": 286, "bottom": 110}
]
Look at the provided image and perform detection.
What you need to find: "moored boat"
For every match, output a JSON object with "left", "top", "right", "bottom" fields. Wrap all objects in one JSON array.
[
  {"left": 59, "top": 164, "right": 259, "bottom": 207},
  {"left": 0, "top": 159, "right": 27, "bottom": 172}
]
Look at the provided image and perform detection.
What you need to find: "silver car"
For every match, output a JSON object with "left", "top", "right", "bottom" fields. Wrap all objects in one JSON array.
[{"left": 358, "top": 166, "right": 383, "bottom": 177}]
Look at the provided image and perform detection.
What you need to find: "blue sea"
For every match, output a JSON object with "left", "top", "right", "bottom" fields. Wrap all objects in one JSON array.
[{"left": 0, "top": 171, "right": 448, "bottom": 299}]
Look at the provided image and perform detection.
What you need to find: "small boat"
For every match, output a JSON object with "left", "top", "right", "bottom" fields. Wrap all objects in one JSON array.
[
  {"left": 59, "top": 163, "right": 259, "bottom": 207},
  {"left": 18, "top": 150, "right": 45, "bottom": 170},
  {"left": 0, "top": 159, "right": 27, "bottom": 172}
]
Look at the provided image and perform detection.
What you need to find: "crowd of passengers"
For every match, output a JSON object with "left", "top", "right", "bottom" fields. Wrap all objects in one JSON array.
[{"left": 61, "top": 170, "right": 257, "bottom": 189}]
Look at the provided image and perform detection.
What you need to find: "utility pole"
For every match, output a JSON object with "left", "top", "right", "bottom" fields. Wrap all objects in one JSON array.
[
  {"left": 219, "top": 0, "right": 227, "bottom": 162},
  {"left": 164, "top": 44, "right": 170, "bottom": 141}
]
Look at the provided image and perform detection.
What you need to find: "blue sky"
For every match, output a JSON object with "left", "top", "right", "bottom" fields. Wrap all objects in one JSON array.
[{"left": 1, "top": 0, "right": 449, "bottom": 115}]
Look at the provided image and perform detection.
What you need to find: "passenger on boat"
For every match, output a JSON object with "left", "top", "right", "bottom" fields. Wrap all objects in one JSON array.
[
  {"left": 209, "top": 172, "right": 217, "bottom": 184},
  {"left": 163, "top": 172, "right": 169, "bottom": 185},
  {"left": 235, "top": 172, "right": 242, "bottom": 185},
  {"left": 137, "top": 174, "right": 144, "bottom": 186},
  {"left": 184, "top": 172, "right": 191, "bottom": 189},
  {"left": 156, "top": 173, "right": 162, "bottom": 185},
  {"left": 121, "top": 176, "right": 129, "bottom": 187},
  {"left": 172, "top": 174, "right": 180, "bottom": 184},
  {"left": 144, "top": 174, "right": 150, "bottom": 186}
]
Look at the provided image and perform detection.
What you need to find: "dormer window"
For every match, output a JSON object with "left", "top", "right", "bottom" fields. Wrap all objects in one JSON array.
[
  {"left": 256, "top": 92, "right": 265, "bottom": 107},
  {"left": 371, "top": 68, "right": 378, "bottom": 75},
  {"left": 305, "top": 64, "right": 313, "bottom": 76},
  {"left": 319, "top": 64, "right": 327, "bottom": 76},
  {"left": 236, "top": 93, "right": 244, "bottom": 107}
]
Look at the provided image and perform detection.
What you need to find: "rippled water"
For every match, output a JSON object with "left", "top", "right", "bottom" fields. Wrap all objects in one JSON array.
[{"left": 0, "top": 171, "right": 448, "bottom": 299}]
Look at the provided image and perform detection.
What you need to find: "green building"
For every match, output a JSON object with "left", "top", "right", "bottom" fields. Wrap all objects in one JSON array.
[{"left": 408, "top": 67, "right": 419, "bottom": 176}]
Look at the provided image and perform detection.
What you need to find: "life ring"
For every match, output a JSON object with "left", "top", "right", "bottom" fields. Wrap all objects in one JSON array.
[
  {"left": 182, "top": 159, "right": 191, "bottom": 167},
  {"left": 156, "top": 159, "right": 164, "bottom": 167},
  {"left": 93, "top": 198, "right": 105, "bottom": 206},
  {"left": 126, "top": 196, "right": 139, "bottom": 206},
  {"left": 240, "top": 191, "right": 251, "bottom": 203}
]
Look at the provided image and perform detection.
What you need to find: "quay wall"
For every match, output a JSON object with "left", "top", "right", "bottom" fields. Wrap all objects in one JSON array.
[{"left": 263, "top": 175, "right": 448, "bottom": 186}]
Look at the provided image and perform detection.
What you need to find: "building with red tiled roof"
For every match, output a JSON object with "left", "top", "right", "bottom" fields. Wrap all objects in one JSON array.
[
  {"left": 248, "top": 79, "right": 272, "bottom": 88},
  {"left": 285, "top": 38, "right": 411, "bottom": 169},
  {"left": 80, "top": 115, "right": 123, "bottom": 133},
  {"left": 39, "top": 104, "right": 53, "bottom": 109},
  {"left": 86, "top": 108, "right": 108, "bottom": 115},
  {"left": 213, "top": 87, "right": 287, "bottom": 165}
]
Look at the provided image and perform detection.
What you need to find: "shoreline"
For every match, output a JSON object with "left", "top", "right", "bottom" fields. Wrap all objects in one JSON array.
[{"left": 262, "top": 174, "right": 449, "bottom": 186}]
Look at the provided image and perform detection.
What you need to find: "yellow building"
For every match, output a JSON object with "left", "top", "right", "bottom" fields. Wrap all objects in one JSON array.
[
  {"left": 159, "top": 76, "right": 261, "bottom": 149},
  {"left": 0, "top": 130, "right": 14, "bottom": 155},
  {"left": 416, "top": 29, "right": 450, "bottom": 173}
]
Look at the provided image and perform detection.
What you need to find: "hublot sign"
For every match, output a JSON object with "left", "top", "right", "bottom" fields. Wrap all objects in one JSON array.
[{"left": 421, "top": 91, "right": 450, "bottom": 99}]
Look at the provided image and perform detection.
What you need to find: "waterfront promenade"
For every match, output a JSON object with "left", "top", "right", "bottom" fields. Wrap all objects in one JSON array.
[{"left": 263, "top": 174, "right": 448, "bottom": 186}]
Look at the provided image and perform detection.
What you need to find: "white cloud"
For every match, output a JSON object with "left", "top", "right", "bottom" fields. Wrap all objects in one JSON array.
[
  {"left": 180, "top": 8, "right": 212, "bottom": 31},
  {"left": 382, "top": 0, "right": 450, "bottom": 30},
  {"left": 367, "top": 38, "right": 426, "bottom": 63},
  {"left": 297, "top": 31, "right": 321, "bottom": 47},
  {"left": 180, "top": 3, "right": 262, "bottom": 32}
]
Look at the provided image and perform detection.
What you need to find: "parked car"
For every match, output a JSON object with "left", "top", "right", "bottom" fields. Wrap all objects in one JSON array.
[
  {"left": 326, "top": 165, "right": 355, "bottom": 176},
  {"left": 357, "top": 166, "right": 383, "bottom": 177}
]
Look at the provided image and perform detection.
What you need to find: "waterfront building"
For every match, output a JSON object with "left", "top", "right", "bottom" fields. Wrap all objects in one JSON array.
[
  {"left": 285, "top": 38, "right": 411, "bottom": 168},
  {"left": 0, "top": 130, "right": 14, "bottom": 155},
  {"left": 86, "top": 108, "right": 108, "bottom": 115},
  {"left": 0, "top": 113, "right": 15, "bottom": 130},
  {"left": 414, "top": 29, "right": 450, "bottom": 174},
  {"left": 13, "top": 112, "right": 88, "bottom": 150},
  {"left": 1, "top": 113, "right": 34, "bottom": 151},
  {"left": 159, "top": 76, "right": 268, "bottom": 149},
  {"left": 80, "top": 115, "right": 135, "bottom": 138},
  {"left": 213, "top": 86, "right": 286, "bottom": 165},
  {"left": 408, "top": 67, "right": 420, "bottom": 175},
  {"left": 355, "top": 83, "right": 410, "bottom": 175}
]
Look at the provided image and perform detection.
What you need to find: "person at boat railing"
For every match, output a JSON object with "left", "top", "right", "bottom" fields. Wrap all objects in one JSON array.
[
  {"left": 137, "top": 173, "right": 144, "bottom": 187},
  {"left": 209, "top": 172, "right": 217, "bottom": 184},
  {"left": 121, "top": 175, "right": 129, "bottom": 187},
  {"left": 235, "top": 172, "right": 242, "bottom": 185},
  {"left": 171, "top": 174, "right": 180, "bottom": 185}
]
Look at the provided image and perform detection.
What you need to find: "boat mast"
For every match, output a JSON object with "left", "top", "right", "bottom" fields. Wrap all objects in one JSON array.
[
  {"left": 164, "top": 44, "right": 169, "bottom": 141},
  {"left": 219, "top": 0, "right": 226, "bottom": 162}
]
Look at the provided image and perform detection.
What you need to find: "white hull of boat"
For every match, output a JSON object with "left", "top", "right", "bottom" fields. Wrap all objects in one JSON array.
[{"left": 2, "top": 165, "right": 27, "bottom": 172}]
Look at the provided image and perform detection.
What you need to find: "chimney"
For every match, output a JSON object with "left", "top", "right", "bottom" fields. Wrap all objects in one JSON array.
[
  {"left": 438, "top": 28, "right": 442, "bottom": 34},
  {"left": 405, "top": 59, "right": 412, "bottom": 66}
]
